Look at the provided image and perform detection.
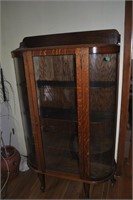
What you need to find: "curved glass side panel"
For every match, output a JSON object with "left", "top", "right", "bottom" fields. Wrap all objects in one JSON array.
[
  {"left": 33, "top": 55, "right": 79, "bottom": 174},
  {"left": 89, "top": 53, "right": 117, "bottom": 179},
  {"left": 14, "top": 57, "right": 37, "bottom": 167}
]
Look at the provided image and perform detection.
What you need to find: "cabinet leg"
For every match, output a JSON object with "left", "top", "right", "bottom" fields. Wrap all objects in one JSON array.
[
  {"left": 38, "top": 173, "right": 45, "bottom": 192},
  {"left": 111, "top": 175, "right": 116, "bottom": 186},
  {"left": 83, "top": 183, "right": 90, "bottom": 199}
]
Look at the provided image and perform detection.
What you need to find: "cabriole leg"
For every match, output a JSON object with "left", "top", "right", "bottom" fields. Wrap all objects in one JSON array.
[
  {"left": 38, "top": 173, "right": 45, "bottom": 192},
  {"left": 83, "top": 183, "right": 90, "bottom": 199}
]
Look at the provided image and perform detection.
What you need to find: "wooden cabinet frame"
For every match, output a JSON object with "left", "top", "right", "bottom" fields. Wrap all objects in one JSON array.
[{"left": 12, "top": 29, "right": 120, "bottom": 197}]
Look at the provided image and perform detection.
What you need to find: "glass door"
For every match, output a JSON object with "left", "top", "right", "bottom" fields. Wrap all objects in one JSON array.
[
  {"left": 23, "top": 46, "right": 119, "bottom": 180},
  {"left": 14, "top": 57, "right": 37, "bottom": 168},
  {"left": 33, "top": 53, "right": 80, "bottom": 174},
  {"left": 89, "top": 51, "right": 118, "bottom": 179}
]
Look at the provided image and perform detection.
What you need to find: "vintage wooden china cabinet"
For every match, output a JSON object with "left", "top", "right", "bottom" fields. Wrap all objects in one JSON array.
[{"left": 12, "top": 29, "right": 120, "bottom": 197}]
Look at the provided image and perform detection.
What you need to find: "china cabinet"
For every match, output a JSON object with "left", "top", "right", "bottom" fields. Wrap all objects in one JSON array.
[{"left": 12, "top": 29, "right": 120, "bottom": 197}]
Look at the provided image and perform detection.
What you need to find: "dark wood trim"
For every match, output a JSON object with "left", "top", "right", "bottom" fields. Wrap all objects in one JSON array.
[
  {"left": 28, "top": 165, "right": 116, "bottom": 185},
  {"left": 32, "top": 48, "right": 75, "bottom": 56},
  {"left": 31, "top": 45, "right": 120, "bottom": 55},
  {"left": 12, "top": 44, "right": 120, "bottom": 58},
  {"left": 117, "top": 0, "right": 132, "bottom": 175},
  {"left": 21, "top": 29, "right": 120, "bottom": 48}
]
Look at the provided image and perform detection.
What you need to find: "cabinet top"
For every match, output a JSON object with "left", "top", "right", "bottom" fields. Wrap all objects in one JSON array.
[
  {"left": 20, "top": 29, "right": 120, "bottom": 47},
  {"left": 12, "top": 29, "right": 120, "bottom": 57}
]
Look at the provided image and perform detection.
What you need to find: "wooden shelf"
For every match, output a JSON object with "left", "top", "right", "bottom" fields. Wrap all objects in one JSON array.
[
  {"left": 40, "top": 109, "right": 114, "bottom": 122},
  {"left": 37, "top": 80, "right": 115, "bottom": 88},
  {"left": 37, "top": 80, "right": 76, "bottom": 88},
  {"left": 90, "top": 81, "right": 116, "bottom": 88},
  {"left": 40, "top": 107, "right": 77, "bottom": 121},
  {"left": 37, "top": 80, "right": 116, "bottom": 88}
]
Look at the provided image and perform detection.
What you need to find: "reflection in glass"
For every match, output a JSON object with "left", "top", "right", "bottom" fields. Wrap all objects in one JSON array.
[
  {"left": 33, "top": 55, "right": 79, "bottom": 174},
  {"left": 89, "top": 53, "right": 117, "bottom": 179}
]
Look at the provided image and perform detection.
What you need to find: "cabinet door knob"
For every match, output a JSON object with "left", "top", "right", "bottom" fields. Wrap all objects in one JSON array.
[{"left": 103, "top": 56, "right": 111, "bottom": 62}]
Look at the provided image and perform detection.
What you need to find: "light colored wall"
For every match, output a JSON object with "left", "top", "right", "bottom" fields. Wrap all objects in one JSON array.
[
  {"left": 1, "top": 1, "right": 125, "bottom": 158},
  {"left": 0, "top": 1, "right": 1, "bottom": 61}
]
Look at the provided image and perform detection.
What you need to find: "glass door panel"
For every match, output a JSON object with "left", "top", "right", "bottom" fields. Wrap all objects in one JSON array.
[
  {"left": 14, "top": 57, "right": 37, "bottom": 167},
  {"left": 89, "top": 53, "right": 117, "bottom": 179},
  {"left": 33, "top": 55, "right": 79, "bottom": 174}
]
